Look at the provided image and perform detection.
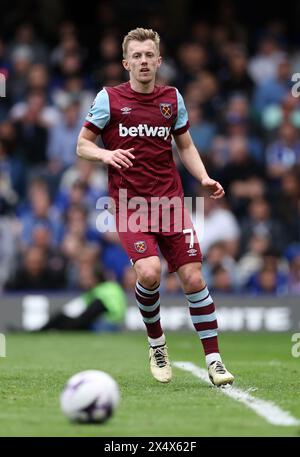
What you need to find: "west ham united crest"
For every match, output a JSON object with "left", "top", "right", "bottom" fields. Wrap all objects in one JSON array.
[
  {"left": 134, "top": 241, "right": 147, "bottom": 253},
  {"left": 160, "top": 103, "right": 172, "bottom": 119}
]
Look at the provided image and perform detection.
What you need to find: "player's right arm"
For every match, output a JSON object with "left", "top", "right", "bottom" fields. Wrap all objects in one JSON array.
[
  {"left": 76, "top": 88, "right": 135, "bottom": 169},
  {"left": 77, "top": 127, "right": 135, "bottom": 169}
]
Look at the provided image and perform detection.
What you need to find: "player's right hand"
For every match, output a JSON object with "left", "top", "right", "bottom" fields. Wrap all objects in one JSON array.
[{"left": 104, "top": 148, "right": 135, "bottom": 169}]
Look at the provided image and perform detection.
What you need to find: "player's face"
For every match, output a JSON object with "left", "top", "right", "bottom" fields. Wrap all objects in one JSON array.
[{"left": 123, "top": 39, "right": 161, "bottom": 85}]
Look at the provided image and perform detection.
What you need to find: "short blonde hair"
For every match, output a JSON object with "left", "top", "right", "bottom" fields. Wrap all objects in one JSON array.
[{"left": 122, "top": 28, "right": 160, "bottom": 58}]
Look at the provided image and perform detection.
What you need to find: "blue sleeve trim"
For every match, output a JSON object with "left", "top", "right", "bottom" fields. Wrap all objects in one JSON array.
[
  {"left": 85, "top": 88, "right": 110, "bottom": 130},
  {"left": 173, "top": 88, "right": 189, "bottom": 131}
]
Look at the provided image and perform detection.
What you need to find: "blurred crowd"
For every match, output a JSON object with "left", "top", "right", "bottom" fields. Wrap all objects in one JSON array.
[{"left": 0, "top": 1, "right": 300, "bottom": 296}]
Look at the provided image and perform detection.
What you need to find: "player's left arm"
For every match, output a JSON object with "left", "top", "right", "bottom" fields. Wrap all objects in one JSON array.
[{"left": 174, "top": 131, "right": 225, "bottom": 199}]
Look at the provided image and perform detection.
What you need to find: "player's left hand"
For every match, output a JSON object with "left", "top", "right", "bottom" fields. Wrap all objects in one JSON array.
[{"left": 201, "top": 177, "right": 225, "bottom": 199}]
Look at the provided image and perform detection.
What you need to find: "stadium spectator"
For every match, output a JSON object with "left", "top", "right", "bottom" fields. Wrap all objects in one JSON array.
[
  {"left": 187, "top": 103, "right": 216, "bottom": 153},
  {"left": 100, "top": 230, "right": 132, "bottom": 284},
  {"left": 222, "top": 95, "right": 263, "bottom": 163},
  {"left": 0, "top": 216, "right": 17, "bottom": 291},
  {"left": 253, "top": 57, "right": 292, "bottom": 113},
  {"left": 94, "top": 33, "right": 120, "bottom": 65},
  {"left": 7, "top": 45, "right": 34, "bottom": 103},
  {"left": 11, "top": 91, "right": 49, "bottom": 168},
  {"left": 246, "top": 264, "right": 288, "bottom": 295},
  {"left": 62, "top": 203, "right": 98, "bottom": 245},
  {"left": 50, "top": 31, "right": 85, "bottom": 70},
  {"left": 7, "top": 23, "right": 48, "bottom": 65},
  {"left": 54, "top": 178, "right": 91, "bottom": 214},
  {"left": 26, "top": 63, "right": 50, "bottom": 96},
  {"left": 240, "top": 197, "right": 286, "bottom": 255},
  {"left": 59, "top": 156, "right": 107, "bottom": 196},
  {"left": 94, "top": 1, "right": 118, "bottom": 31},
  {"left": 192, "top": 189, "right": 240, "bottom": 257},
  {"left": 236, "top": 234, "right": 271, "bottom": 288},
  {"left": 0, "top": 121, "right": 26, "bottom": 198},
  {"left": 183, "top": 71, "right": 220, "bottom": 121},
  {"left": 60, "top": 204, "right": 100, "bottom": 287},
  {"left": 286, "top": 245, "right": 300, "bottom": 294},
  {"left": 10, "top": 87, "right": 59, "bottom": 128},
  {"left": 175, "top": 42, "right": 208, "bottom": 91},
  {"left": 210, "top": 264, "right": 235, "bottom": 293},
  {"left": 288, "top": 257, "right": 300, "bottom": 294},
  {"left": 275, "top": 169, "right": 300, "bottom": 244},
  {"left": 35, "top": 264, "right": 127, "bottom": 332},
  {"left": 161, "top": 273, "right": 182, "bottom": 294},
  {"left": 156, "top": 41, "right": 178, "bottom": 86},
  {"left": 5, "top": 245, "right": 63, "bottom": 291},
  {"left": 51, "top": 50, "right": 90, "bottom": 92},
  {"left": 51, "top": 74, "right": 95, "bottom": 116},
  {"left": 248, "top": 35, "right": 286, "bottom": 85},
  {"left": 261, "top": 93, "right": 300, "bottom": 132},
  {"left": 19, "top": 177, "right": 63, "bottom": 248},
  {"left": 216, "top": 136, "right": 266, "bottom": 218},
  {"left": 265, "top": 122, "right": 300, "bottom": 181},
  {"left": 201, "top": 242, "right": 238, "bottom": 290},
  {"left": 0, "top": 139, "right": 21, "bottom": 211},
  {"left": 46, "top": 97, "right": 83, "bottom": 174},
  {"left": 220, "top": 45, "right": 254, "bottom": 102},
  {"left": 60, "top": 234, "right": 99, "bottom": 288},
  {"left": 31, "top": 221, "right": 67, "bottom": 287},
  {"left": 211, "top": 100, "right": 264, "bottom": 169}
]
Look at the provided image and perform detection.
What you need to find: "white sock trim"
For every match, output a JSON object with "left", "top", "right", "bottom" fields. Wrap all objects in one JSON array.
[
  {"left": 136, "top": 281, "right": 160, "bottom": 295},
  {"left": 205, "top": 352, "right": 222, "bottom": 368},
  {"left": 148, "top": 334, "right": 166, "bottom": 347}
]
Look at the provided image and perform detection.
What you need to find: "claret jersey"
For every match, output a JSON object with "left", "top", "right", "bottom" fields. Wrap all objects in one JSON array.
[{"left": 84, "top": 81, "right": 190, "bottom": 203}]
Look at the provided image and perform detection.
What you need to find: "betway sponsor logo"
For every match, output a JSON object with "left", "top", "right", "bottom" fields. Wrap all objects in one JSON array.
[{"left": 119, "top": 123, "right": 171, "bottom": 140}]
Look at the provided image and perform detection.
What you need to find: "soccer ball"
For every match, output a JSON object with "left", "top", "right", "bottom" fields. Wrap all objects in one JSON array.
[{"left": 60, "top": 370, "right": 120, "bottom": 424}]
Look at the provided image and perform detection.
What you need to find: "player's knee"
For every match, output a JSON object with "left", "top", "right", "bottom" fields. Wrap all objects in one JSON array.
[
  {"left": 135, "top": 258, "right": 161, "bottom": 289},
  {"left": 137, "top": 270, "right": 161, "bottom": 289},
  {"left": 180, "top": 265, "right": 205, "bottom": 292},
  {"left": 188, "top": 273, "right": 206, "bottom": 292}
]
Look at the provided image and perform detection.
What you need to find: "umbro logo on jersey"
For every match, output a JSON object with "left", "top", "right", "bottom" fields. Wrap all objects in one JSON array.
[
  {"left": 119, "top": 123, "right": 171, "bottom": 140},
  {"left": 120, "top": 107, "right": 132, "bottom": 114}
]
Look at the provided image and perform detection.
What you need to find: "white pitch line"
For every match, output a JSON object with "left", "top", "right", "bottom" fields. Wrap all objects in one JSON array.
[{"left": 174, "top": 361, "right": 300, "bottom": 427}]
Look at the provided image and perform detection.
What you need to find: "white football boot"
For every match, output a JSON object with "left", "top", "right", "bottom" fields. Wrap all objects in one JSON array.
[
  {"left": 149, "top": 344, "right": 172, "bottom": 383},
  {"left": 208, "top": 361, "right": 234, "bottom": 387}
]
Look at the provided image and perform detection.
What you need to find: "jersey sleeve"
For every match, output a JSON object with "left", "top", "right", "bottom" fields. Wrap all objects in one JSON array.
[
  {"left": 172, "top": 88, "right": 190, "bottom": 135},
  {"left": 84, "top": 88, "right": 110, "bottom": 134}
]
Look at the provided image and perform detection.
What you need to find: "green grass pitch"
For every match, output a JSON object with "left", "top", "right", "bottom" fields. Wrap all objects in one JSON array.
[{"left": 0, "top": 331, "right": 299, "bottom": 437}]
